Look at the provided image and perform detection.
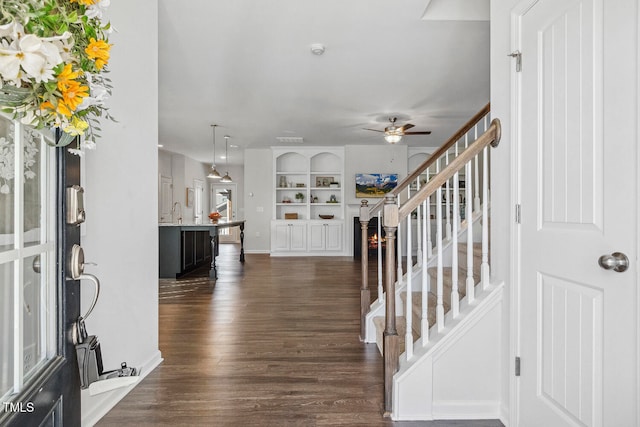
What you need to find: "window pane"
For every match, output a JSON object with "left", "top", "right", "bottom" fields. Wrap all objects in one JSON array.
[
  {"left": 23, "top": 129, "right": 43, "bottom": 248},
  {"left": 23, "top": 253, "right": 46, "bottom": 380},
  {"left": 0, "top": 118, "right": 15, "bottom": 252},
  {"left": 0, "top": 261, "right": 15, "bottom": 398}
]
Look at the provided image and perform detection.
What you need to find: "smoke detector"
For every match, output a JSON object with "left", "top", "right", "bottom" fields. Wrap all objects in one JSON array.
[{"left": 310, "top": 43, "right": 325, "bottom": 55}]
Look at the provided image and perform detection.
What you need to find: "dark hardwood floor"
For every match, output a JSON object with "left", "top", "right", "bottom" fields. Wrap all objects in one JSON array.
[{"left": 98, "top": 245, "right": 503, "bottom": 427}]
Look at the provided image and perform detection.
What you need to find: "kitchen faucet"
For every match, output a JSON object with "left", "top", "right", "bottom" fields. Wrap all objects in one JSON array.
[{"left": 172, "top": 202, "right": 183, "bottom": 224}]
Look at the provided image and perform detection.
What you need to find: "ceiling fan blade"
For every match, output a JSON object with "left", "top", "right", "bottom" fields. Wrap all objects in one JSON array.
[
  {"left": 403, "top": 131, "right": 432, "bottom": 135},
  {"left": 398, "top": 123, "right": 415, "bottom": 133},
  {"left": 362, "top": 128, "right": 384, "bottom": 133}
]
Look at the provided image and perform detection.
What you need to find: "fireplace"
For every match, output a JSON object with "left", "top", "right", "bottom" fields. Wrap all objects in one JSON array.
[{"left": 353, "top": 216, "right": 393, "bottom": 259}]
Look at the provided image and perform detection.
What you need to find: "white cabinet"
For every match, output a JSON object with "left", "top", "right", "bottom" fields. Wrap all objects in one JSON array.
[
  {"left": 272, "top": 221, "right": 307, "bottom": 252},
  {"left": 308, "top": 221, "right": 343, "bottom": 252},
  {"left": 271, "top": 147, "right": 345, "bottom": 255}
]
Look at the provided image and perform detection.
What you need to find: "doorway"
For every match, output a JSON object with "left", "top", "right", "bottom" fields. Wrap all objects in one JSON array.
[{"left": 210, "top": 183, "right": 239, "bottom": 243}]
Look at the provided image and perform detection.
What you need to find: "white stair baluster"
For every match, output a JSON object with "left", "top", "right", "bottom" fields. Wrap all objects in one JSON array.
[
  {"left": 405, "top": 208, "right": 413, "bottom": 360},
  {"left": 451, "top": 168, "right": 460, "bottom": 318},
  {"left": 444, "top": 156, "right": 451, "bottom": 241},
  {"left": 415, "top": 178, "right": 423, "bottom": 265},
  {"left": 473, "top": 124, "right": 481, "bottom": 213},
  {"left": 481, "top": 146, "right": 490, "bottom": 290},
  {"left": 396, "top": 197, "right": 403, "bottom": 286},
  {"left": 425, "top": 171, "right": 433, "bottom": 258},
  {"left": 421, "top": 197, "right": 429, "bottom": 345},
  {"left": 436, "top": 163, "right": 444, "bottom": 331},
  {"left": 466, "top": 158, "right": 475, "bottom": 303},
  {"left": 377, "top": 210, "right": 383, "bottom": 300}
]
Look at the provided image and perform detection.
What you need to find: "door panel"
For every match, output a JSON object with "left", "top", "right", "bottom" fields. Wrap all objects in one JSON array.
[
  {"left": 517, "top": 0, "right": 637, "bottom": 425},
  {"left": 0, "top": 125, "right": 81, "bottom": 426}
]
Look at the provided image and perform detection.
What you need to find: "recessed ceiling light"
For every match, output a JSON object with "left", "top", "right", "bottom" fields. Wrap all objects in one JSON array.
[
  {"left": 157, "top": 144, "right": 164, "bottom": 148},
  {"left": 230, "top": 144, "right": 239, "bottom": 148}
]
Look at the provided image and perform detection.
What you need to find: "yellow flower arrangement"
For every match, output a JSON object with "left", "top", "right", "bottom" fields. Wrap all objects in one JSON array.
[{"left": 0, "top": 0, "right": 113, "bottom": 148}]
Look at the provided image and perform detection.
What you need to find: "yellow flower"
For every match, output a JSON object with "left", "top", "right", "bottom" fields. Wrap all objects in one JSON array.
[
  {"left": 64, "top": 116, "right": 89, "bottom": 136},
  {"left": 57, "top": 63, "right": 80, "bottom": 92},
  {"left": 61, "top": 80, "right": 89, "bottom": 111},
  {"left": 85, "top": 38, "right": 111, "bottom": 70},
  {"left": 70, "top": 0, "right": 98, "bottom": 5}
]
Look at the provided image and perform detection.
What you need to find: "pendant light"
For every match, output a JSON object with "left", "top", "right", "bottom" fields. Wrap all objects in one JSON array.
[
  {"left": 220, "top": 135, "right": 233, "bottom": 183},
  {"left": 207, "top": 124, "right": 222, "bottom": 179}
]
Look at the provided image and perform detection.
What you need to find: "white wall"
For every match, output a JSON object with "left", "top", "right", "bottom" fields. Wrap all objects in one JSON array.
[
  {"left": 80, "top": 0, "right": 161, "bottom": 424},
  {"left": 490, "top": 0, "right": 518, "bottom": 422},
  {"left": 243, "top": 149, "right": 272, "bottom": 253}
]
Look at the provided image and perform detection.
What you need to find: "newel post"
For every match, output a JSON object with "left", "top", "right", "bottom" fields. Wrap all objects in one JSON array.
[
  {"left": 359, "top": 200, "right": 371, "bottom": 341},
  {"left": 382, "top": 194, "right": 399, "bottom": 417}
]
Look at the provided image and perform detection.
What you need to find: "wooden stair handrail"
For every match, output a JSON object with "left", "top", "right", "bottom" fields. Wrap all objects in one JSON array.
[
  {"left": 397, "top": 118, "right": 501, "bottom": 222},
  {"left": 369, "top": 102, "right": 491, "bottom": 216}
]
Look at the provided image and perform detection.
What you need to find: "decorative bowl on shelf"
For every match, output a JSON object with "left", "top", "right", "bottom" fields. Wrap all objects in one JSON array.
[{"left": 319, "top": 214, "right": 334, "bottom": 219}]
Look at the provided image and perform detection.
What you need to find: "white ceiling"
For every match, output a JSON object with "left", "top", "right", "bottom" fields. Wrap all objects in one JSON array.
[{"left": 157, "top": 0, "right": 490, "bottom": 165}]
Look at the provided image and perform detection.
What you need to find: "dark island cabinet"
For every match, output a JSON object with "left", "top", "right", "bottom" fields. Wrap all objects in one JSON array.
[{"left": 159, "top": 226, "right": 212, "bottom": 278}]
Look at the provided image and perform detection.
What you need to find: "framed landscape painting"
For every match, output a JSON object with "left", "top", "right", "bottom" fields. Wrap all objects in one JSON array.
[{"left": 355, "top": 173, "right": 398, "bottom": 198}]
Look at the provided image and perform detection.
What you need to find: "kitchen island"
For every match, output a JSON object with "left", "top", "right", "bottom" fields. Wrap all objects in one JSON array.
[{"left": 159, "top": 220, "right": 245, "bottom": 279}]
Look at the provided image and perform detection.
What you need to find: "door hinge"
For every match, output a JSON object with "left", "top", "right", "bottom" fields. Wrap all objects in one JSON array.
[
  {"left": 515, "top": 204, "right": 521, "bottom": 224},
  {"left": 515, "top": 357, "right": 521, "bottom": 376},
  {"left": 508, "top": 50, "right": 522, "bottom": 72}
]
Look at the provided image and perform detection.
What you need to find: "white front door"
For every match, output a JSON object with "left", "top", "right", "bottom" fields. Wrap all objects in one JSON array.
[{"left": 516, "top": 0, "right": 637, "bottom": 426}]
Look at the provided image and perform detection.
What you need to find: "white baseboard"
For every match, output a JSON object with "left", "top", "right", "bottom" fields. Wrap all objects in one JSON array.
[
  {"left": 81, "top": 350, "right": 163, "bottom": 427},
  {"left": 432, "top": 400, "right": 502, "bottom": 420}
]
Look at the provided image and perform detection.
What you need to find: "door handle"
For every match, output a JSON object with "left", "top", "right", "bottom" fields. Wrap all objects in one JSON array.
[
  {"left": 68, "top": 245, "right": 101, "bottom": 344},
  {"left": 598, "top": 252, "right": 629, "bottom": 272}
]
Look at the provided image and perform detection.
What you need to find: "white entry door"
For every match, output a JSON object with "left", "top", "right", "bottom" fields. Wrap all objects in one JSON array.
[{"left": 517, "top": 0, "right": 637, "bottom": 426}]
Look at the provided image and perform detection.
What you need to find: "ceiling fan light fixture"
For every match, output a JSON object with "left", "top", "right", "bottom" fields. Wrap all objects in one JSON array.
[{"left": 384, "top": 133, "right": 402, "bottom": 144}]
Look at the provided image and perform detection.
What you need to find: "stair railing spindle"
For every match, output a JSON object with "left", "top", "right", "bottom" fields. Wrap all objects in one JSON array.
[
  {"left": 444, "top": 156, "right": 452, "bottom": 241},
  {"left": 415, "top": 177, "right": 423, "bottom": 265},
  {"left": 451, "top": 169, "right": 460, "bottom": 318},
  {"left": 421, "top": 196, "right": 429, "bottom": 345},
  {"left": 436, "top": 176, "right": 445, "bottom": 332},
  {"left": 481, "top": 146, "right": 490, "bottom": 290},
  {"left": 425, "top": 170, "right": 433, "bottom": 258},
  {"left": 377, "top": 210, "right": 383, "bottom": 300},
  {"left": 473, "top": 124, "right": 481, "bottom": 212},
  {"left": 396, "top": 197, "right": 403, "bottom": 287},
  {"left": 465, "top": 158, "right": 475, "bottom": 303},
  {"left": 405, "top": 206, "right": 413, "bottom": 360},
  {"left": 359, "top": 200, "right": 371, "bottom": 341}
]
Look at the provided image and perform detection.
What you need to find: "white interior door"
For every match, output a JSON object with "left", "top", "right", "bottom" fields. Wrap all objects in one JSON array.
[
  {"left": 159, "top": 175, "right": 173, "bottom": 223},
  {"left": 516, "top": 0, "right": 637, "bottom": 426},
  {"left": 194, "top": 179, "right": 204, "bottom": 224}
]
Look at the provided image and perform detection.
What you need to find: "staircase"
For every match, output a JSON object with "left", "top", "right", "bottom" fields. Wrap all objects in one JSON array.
[
  {"left": 377, "top": 242, "right": 482, "bottom": 347},
  {"left": 358, "top": 104, "right": 505, "bottom": 421}
]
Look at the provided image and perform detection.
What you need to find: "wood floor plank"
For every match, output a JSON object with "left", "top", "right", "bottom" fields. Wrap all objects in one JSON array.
[{"left": 98, "top": 244, "right": 502, "bottom": 427}]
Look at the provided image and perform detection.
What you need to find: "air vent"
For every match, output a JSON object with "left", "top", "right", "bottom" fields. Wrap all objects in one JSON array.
[{"left": 276, "top": 136, "right": 304, "bottom": 143}]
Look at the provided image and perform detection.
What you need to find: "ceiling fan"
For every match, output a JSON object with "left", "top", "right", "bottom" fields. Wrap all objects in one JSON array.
[{"left": 364, "top": 117, "right": 431, "bottom": 144}]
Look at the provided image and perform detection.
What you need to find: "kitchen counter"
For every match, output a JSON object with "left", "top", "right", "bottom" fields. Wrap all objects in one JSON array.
[{"left": 159, "top": 220, "right": 245, "bottom": 278}]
